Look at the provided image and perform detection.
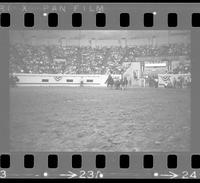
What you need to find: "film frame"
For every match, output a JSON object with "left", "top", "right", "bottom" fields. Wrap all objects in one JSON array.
[{"left": 0, "top": 2, "right": 200, "bottom": 181}]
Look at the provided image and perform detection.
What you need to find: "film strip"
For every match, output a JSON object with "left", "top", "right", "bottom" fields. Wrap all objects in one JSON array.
[
  {"left": 0, "top": 2, "right": 200, "bottom": 180},
  {"left": 1, "top": 8, "right": 200, "bottom": 28},
  {"left": 0, "top": 11, "right": 199, "bottom": 28}
]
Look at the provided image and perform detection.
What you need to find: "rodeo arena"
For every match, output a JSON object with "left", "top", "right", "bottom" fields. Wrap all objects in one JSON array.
[{"left": 9, "top": 30, "right": 191, "bottom": 152}]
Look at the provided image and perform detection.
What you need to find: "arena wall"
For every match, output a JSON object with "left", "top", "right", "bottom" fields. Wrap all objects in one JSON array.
[
  {"left": 12, "top": 73, "right": 121, "bottom": 87},
  {"left": 158, "top": 73, "right": 191, "bottom": 87}
]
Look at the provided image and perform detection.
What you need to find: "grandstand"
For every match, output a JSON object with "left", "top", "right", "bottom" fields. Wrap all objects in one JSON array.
[
  {"left": 9, "top": 30, "right": 191, "bottom": 87},
  {"left": 9, "top": 43, "right": 190, "bottom": 75}
]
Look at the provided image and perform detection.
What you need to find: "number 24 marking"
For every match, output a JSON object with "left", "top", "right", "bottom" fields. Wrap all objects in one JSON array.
[{"left": 182, "top": 171, "right": 197, "bottom": 179}]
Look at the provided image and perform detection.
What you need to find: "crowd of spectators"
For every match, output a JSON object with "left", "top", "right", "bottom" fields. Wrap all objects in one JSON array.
[
  {"left": 9, "top": 43, "right": 191, "bottom": 75},
  {"left": 171, "top": 63, "right": 191, "bottom": 74}
]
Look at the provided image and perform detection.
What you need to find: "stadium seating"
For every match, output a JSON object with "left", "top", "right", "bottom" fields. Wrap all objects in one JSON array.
[{"left": 9, "top": 43, "right": 191, "bottom": 74}]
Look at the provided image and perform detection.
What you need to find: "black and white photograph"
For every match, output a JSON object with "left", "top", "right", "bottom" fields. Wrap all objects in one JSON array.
[{"left": 9, "top": 30, "right": 191, "bottom": 152}]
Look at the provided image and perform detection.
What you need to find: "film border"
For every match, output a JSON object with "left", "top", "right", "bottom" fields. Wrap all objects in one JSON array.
[{"left": 0, "top": 3, "right": 200, "bottom": 180}]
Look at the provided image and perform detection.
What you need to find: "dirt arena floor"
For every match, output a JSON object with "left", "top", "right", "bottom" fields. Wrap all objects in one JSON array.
[{"left": 10, "top": 87, "right": 190, "bottom": 152}]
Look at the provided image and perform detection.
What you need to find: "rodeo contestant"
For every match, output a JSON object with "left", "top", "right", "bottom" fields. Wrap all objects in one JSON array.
[{"left": 80, "top": 77, "right": 84, "bottom": 87}]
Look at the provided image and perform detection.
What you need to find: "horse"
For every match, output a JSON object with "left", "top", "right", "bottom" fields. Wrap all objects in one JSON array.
[
  {"left": 114, "top": 79, "right": 121, "bottom": 90},
  {"left": 111, "top": 77, "right": 128, "bottom": 90},
  {"left": 105, "top": 74, "right": 114, "bottom": 88}
]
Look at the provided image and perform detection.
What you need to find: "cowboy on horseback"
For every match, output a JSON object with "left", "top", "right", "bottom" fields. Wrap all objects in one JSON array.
[{"left": 105, "top": 74, "right": 114, "bottom": 88}]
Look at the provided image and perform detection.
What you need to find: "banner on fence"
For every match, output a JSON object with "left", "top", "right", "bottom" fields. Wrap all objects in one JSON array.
[{"left": 158, "top": 73, "right": 191, "bottom": 87}]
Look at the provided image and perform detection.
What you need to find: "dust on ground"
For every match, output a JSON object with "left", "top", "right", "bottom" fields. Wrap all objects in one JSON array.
[{"left": 10, "top": 87, "right": 190, "bottom": 152}]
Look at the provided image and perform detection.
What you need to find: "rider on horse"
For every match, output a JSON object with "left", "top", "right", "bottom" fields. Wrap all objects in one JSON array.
[{"left": 105, "top": 74, "right": 114, "bottom": 88}]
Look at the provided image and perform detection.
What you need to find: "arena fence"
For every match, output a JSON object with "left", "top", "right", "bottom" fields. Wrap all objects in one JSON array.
[
  {"left": 158, "top": 73, "right": 191, "bottom": 88},
  {"left": 12, "top": 73, "right": 122, "bottom": 87}
]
